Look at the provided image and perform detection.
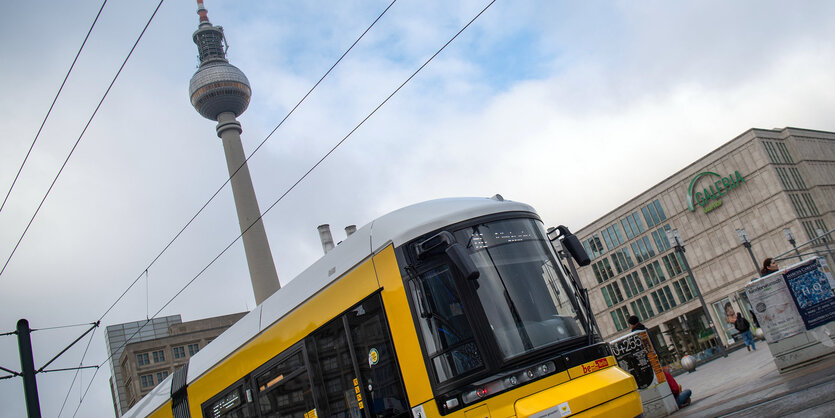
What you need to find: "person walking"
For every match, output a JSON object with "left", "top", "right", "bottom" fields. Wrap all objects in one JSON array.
[
  {"left": 760, "top": 258, "right": 779, "bottom": 277},
  {"left": 735, "top": 313, "right": 756, "bottom": 351}
]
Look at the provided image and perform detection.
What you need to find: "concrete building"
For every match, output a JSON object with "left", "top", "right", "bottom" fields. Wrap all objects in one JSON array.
[
  {"left": 105, "top": 312, "right": 246, "bottom": 416},
  {"left": 575, "top": 127, "right": 834, "bottom": 364},
  {"left": 105, "top": 315, "right": 182, "bottom": 416}
]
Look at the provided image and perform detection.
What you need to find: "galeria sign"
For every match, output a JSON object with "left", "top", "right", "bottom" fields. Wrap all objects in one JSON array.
[{"left": 686, "top": 171, "right": 746, "bottom": 213}]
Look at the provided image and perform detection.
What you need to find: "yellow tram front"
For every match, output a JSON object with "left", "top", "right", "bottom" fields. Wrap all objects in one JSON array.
[{"left": 396, "top": 213, "right": 641, "bottom": 417}]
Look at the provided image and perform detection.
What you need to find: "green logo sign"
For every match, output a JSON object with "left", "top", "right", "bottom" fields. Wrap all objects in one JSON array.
[{"left": 686, "top": 171, "right": 746, "bottom": 213}]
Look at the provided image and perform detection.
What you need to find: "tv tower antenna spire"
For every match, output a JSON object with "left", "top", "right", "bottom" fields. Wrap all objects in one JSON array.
[{"left": 188, "top": 0, "right": 280, "bottom": 305}]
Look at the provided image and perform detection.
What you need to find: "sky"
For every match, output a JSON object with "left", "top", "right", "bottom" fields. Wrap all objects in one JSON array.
[{"left": 1, "top": 0, "right": 835, "bottom": 416}]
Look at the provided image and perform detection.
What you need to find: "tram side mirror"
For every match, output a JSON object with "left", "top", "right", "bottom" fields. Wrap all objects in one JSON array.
[
  {"left": 446, "top": 243, "right": 480, "bottom": 281},
  {"left": 416, "top": 231, "right": 480, "bottom": 281},
  {"left": 555, "top": 225, "right": 591, "bottom": 266}
]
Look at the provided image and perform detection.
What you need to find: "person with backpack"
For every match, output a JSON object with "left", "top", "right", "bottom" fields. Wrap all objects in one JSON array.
[{"left": 735, "top": 312, "right": 756, "bottom": 351}]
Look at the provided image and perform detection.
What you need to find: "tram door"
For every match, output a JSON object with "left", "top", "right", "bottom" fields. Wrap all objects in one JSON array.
[{"left": 310, "top": 293, "right": 408, "bottom": 418}]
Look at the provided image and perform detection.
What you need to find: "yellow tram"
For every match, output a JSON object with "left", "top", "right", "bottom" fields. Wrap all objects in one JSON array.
[{"left": 125, "top": 196, "right": 641, "bottom": 418}]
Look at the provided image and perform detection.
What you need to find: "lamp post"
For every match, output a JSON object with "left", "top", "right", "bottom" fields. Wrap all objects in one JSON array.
[
  {"left": 735, "top": 228, "right": 760, "bottom": 273},
  {"left": 783, "top": 228, "right": 803, "bottom": 261},
  {"left": 665, "top": 229, "right": 727, "bottom": 358}
]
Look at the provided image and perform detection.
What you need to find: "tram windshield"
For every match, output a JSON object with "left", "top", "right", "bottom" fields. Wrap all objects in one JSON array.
[{"left": 454, "top": 218, "right": 585, "bottom": 360}]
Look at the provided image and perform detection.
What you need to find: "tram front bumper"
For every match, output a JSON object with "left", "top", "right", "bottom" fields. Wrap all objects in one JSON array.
[{"left": 514, "top": 366, "right": 641, "bottom": 418}]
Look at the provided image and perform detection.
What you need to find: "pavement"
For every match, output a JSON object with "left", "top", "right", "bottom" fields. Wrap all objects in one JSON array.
[{"left": 669, "top": 341, "right": 835, "bottom": 417}]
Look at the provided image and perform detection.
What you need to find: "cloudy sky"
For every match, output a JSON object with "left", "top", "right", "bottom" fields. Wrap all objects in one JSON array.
[{"left": 2, "top": 0, "right": 835, "bottom": 416}]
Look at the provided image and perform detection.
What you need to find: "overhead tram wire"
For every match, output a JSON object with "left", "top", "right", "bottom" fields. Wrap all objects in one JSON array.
[
  {"left": 95, "top": 0, "right": 398, "bottom": 323},
  {"left": 59, "top": 326, "right": 98, "bottom": 418},
  {"left": 74, "top": 0, "right": 495, "bottom": 412},
  {"left": 0, "top": 0, "right": 108, "bottom": 215},
  {"left": 0, "top": 0, "right": 166, "bottom": 279}
]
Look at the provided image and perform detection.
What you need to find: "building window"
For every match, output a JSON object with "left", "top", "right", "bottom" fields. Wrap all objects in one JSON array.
[
  {"left": 641, "top": 261, "right": 666, "bottom": 288},
  {"left": 611, "top": 249, "right": 634, "bottom": 274},
  {"left": 173, "top": 346, "right": 185, "bottom": 359},
  {"left": 662, "top": 253, "right": 684, "bottom": 278},
  {"left": 137, "top": 353, "right": 149, "bottom": 366},
  {"left": 152, "top": 350, "right": 165, "bottom": 363},
  {"left": 803, "top": 193, "right": 820, "bottom": 215},
  {"left": 651, "top": 286, "right": 677, "bottom": 313},
  {"left": 188, "top": 343, "right": 200, "bottom": 356},
  {"left": 602, "top": 282, "right": 624, "bottom": 307},
  {"left": 788, "top": 167, "right": 806, "bottom": 189},
  {"left": 140, "top": 374, "right": 154, "bottom": 388},
  {"left": 642, "top": 200, "right": 664, "bottom": 229},
  {"left": 631, "top": 296, "right": 655, "bottom": 320},
  {"left": 673, "top": 278, "right": 695, "bottom": 302},
  {"left": 777, "top": 142, "right": 794, "bottom": 163},
  {"left": 620, "top": 272, "right": 643, "bottom": 298},
  {"left": 610, "top": 306, "right": 631, "bottom": 331},
  {"left": 156, "top": 371, "right": 169, "bottom": 383}
]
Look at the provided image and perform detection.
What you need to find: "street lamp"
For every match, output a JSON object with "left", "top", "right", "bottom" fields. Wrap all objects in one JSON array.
[
  {"left": 665, "top": 228, "right": 728, "bottom": 358},
  {"left": 783, "top": 228, "right": 803, "bottom": 261},
  {"left": 735, "top": 228, "right": 760, "bottom": 273}
]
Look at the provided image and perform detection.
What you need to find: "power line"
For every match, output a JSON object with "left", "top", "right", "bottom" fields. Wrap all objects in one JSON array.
[
  {"left": 74, "top": 0, "right": 496, "bottom": 412},
  {"left": 0, "top": 1, "right": 108, "bottom": 215},
  {"left": 0, "top": 0, "right": 166, "bottom": 279},
  {"left": 95, "top": 0, "right": 398, "bottom": 324},
  {"left": 58, "top": 326, "right": 98, "bottom": 418}
]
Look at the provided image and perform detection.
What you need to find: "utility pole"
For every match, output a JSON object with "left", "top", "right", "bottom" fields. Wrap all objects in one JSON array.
[
  {"left": 5, "top": 319, "right": 99, "bottom": 418},
  {"left": 17, "top": 319, "right": 41, "bottom": 418}
]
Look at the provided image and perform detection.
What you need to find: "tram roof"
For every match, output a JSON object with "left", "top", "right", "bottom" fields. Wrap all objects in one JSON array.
[{"left": 124, "top": 196, "right": 536, "bottom": 417}]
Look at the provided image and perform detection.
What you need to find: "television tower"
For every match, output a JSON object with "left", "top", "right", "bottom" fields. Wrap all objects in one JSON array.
[{"left": 188, "top": 0, "right": 280, "bottom": 305}]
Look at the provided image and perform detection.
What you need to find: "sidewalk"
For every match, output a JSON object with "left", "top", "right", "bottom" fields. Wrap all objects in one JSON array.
[{"left": 670, "top": 341, "right": 835, "bottom": 417}]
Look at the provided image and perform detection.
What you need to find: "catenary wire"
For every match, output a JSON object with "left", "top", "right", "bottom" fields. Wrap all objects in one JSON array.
[
  {"left": 0, "top": 0, "right": 166, "bottom": 279},
  {"left": 0, "top": 1, "right": 108, "bottom": 215},
  {"left": 75, "top": 1, "right": 495, "bottom": 412},
  {"left": 59, "top": 326, "right": 98, "bottom": 418},
  {"left": 31, "top": 322, "right": 98, "bottom": 332},
  {"left": 95, "top": 0, "right": 398, "bottom": 323}
]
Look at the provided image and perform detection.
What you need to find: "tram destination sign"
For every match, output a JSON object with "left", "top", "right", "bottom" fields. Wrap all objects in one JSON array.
[{"left": 686, "top": 170, "right": 746, "bottom": 213}]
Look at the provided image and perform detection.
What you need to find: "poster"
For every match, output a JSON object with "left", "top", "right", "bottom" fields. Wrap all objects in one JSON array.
[
  {"left": 610, "top": 330, "right": 664, "bottom": 389},
  {"left": 711, "top": 297, "right": 737, "bottom": 342},
  {"left": 745, "top": 273, "right": 805, "bottom": 342},
  {"left": 783, "top": 258, "right": 835, "bottom": 330}
]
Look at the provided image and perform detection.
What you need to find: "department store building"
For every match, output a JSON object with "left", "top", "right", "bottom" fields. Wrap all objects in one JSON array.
[{"left": 574, "top": 127, "right": 835, "bottom": 363}]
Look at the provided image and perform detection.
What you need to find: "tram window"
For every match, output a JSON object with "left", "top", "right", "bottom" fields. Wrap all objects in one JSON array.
[
  {"left": 255, "top": 350, "right": 315, "bottom": 418},
  {"left": 410, "top": 265, "right": 484, "bottom": 382},
  {"left": 346, "top": 295, "right": 408, "bottom": 418},
  {"left": 310, "top": 319, "right": 362, "bottom": 418},
  {"left": 204, "top": 385, "right": 254, "bottom": 418},
  {"left": 455, "top": 218, "right": 584, "bottom": 359}
]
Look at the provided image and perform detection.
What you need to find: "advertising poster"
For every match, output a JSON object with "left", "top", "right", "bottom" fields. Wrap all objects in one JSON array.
[
  {"left": 745, "top": 273, "right": 805, "bottom": 342},
  {"left": 610, "top": 330, "right": 664, "bottom": 389},
  {"left": 783, "top": 258, "right": 835, "bottom": 330},
  {"left": 711, "top": 297, "right": 737, "bottom": 342}
]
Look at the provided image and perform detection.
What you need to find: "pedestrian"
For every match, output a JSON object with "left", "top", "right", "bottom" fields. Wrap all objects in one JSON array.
[
  {"left": 748, "top": 309, "right": 760, "bottom": 327},
  {"left": 628, "top": 315, "right": 647, "bottom": 331},
  {"left": 760, "top": 258, "right": 779, "bottom": 277},
  {"left": 735, "top": 312, "right": 756, "bottom": 351},
  {"left": 663, "top": 366, "right": 692, "bottom": 408}
]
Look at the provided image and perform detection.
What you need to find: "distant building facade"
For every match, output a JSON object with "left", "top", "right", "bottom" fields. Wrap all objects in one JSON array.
[
  {"left": 575, "top": 127, "right": 834, "bottom": 363},
  {"left": 105, "top": 312, "right": 246, "bottom": 416},
  {"left": 106, "top": 315, "right": 182, "bottom": 416}
]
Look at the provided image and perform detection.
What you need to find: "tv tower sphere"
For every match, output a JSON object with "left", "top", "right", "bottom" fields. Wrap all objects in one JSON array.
[{"left": 188, "top": 2, "right": 251, "bottom": 120}]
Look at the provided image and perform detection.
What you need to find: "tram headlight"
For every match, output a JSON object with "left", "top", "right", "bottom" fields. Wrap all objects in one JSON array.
[{"left": 461, "top": 361, "right": 556, "bottom": 405}]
